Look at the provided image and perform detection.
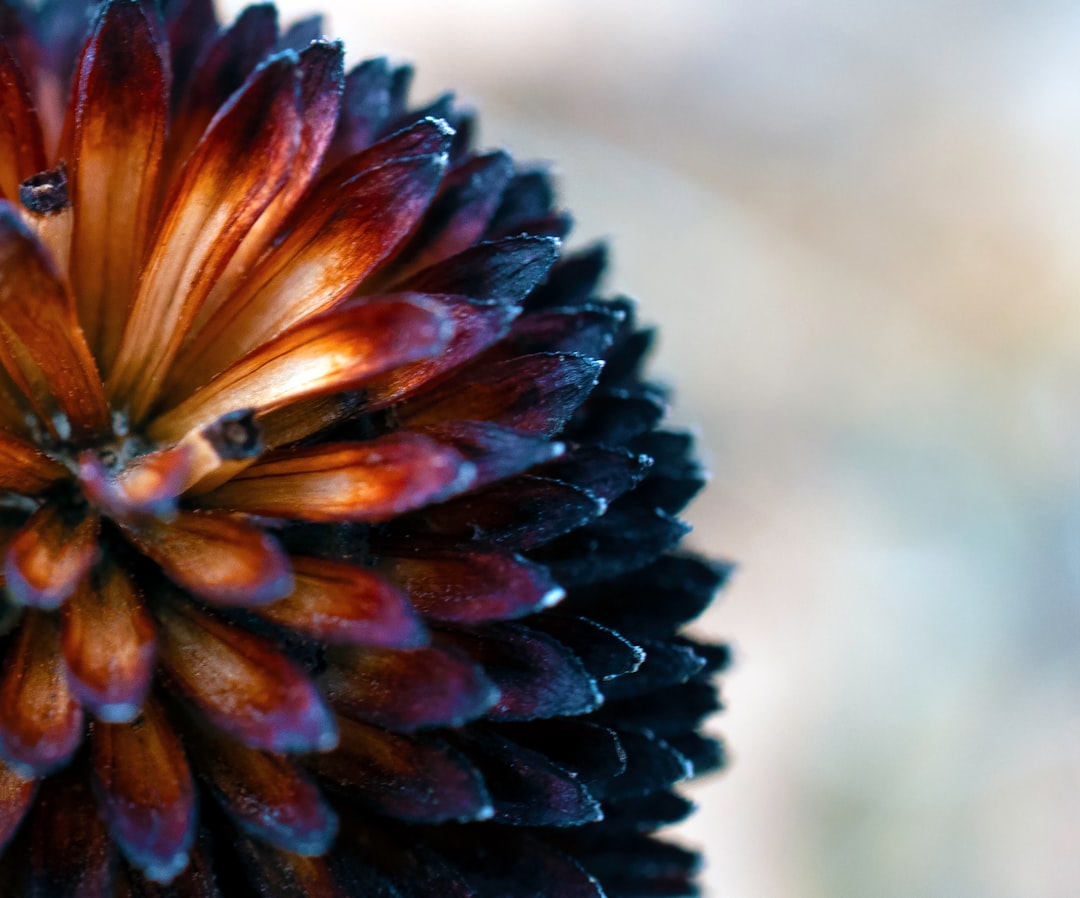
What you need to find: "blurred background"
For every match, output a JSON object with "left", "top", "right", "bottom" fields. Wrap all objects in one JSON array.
[{"left": 224, "top": 2, "right": 1080, "bottom": 895}]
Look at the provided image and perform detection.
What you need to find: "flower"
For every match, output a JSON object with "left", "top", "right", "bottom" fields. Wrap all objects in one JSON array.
[{"left": 0, "top": 0, "right": 730, "bottom": 894}]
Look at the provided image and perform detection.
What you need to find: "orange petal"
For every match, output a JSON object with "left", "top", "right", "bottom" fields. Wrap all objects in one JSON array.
[
  {"left": 4, "top": 507, "right": 99, "bottom": 610},
  {"left": 0, "top": 430, "right": 67, "bottom": 493},
  {"left": 0, "top": 37, "right": 46, "bottom": 202},
  {"left": 93, "top": 699, "right": 197, "bottom": 883},
  {"left": 0, "top": 611, "right": 84, "bottom": 775},
  {"left": 60, "top": 563, "right": 156, "bottom": 723},
  {"left": 199, "top": 434, "right": 473, "bottom": 523},
  {"left": 0, "top": 761, "right": 35, "bottom": 851},
  {"left": 124, "top": 511, "right": 292, "bottom": 607},
  {"left": 148, "top": 295, "right": 452, "bottom": 444},
  {"left": 156, "top": 600, "right": 337, "bottom": 753},
  {"left": 0, "top": 202, "right": 110, "bottom": 441},
  {"left": 69, "top": 0, "right": 169, "bottom": 369},
  {"left": 108, "top": 52, "right": 302, "bottom": 420}
]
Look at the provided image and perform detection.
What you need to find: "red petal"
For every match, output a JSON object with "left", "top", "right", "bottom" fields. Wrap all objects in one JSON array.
[
  {"left": 156, "top": 600, "right": 337, "bottom": 753},
  {"left": 322, "top": 641, "right": 498, "bottom": 732},
  {"left": 0, "top": 203, "right": 110, "bottom": 440},
  {"left": 4, "top": 507, "right": 99, "bottom": 610},
  {"left": 69, "top": 0, "right": 168, "bottom": 368},
  {"left": 61, "top": 563, "right": 156, "bottom": 723},
  {"left": 125, "top": 511, "right": 293, "bottom": 607},
  {"left": 149, "top": 295, "right": 452, "bottom": 443},
  {"left": 93, "top": 699, "right": 197, "bottom": 883},
  {"left": 0, "top": 38, "right": 46, "bottom": 202},
  {"left": 0, "top": 611, "right": 84, "bottom": 775},
  {"left": 0, "top": 761, "right": 35, "bottom": 850},
  {"left": 412, "top": 420, "right": 565, "bottom": 488},
  {"left": 0, "top": 431, "right": 67, "bottom": 493},
  {"left": 109, "top": 53, "right": 302, "bottom": 420},
  {"left": 200, "top": 434, "right": 473, "bottom": 523},
  {"left": 255, "top": 555, "right": 425, "bottom": 647},
  {"left": 383, "top": 551, "right": 564, "bottom": 623}
]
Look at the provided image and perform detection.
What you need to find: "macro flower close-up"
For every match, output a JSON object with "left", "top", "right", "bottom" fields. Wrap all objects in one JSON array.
[{"left": 0, "top": 0, "right": 728, "bottom": 894}]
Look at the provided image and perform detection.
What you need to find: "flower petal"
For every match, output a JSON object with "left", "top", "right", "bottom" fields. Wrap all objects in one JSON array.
[
  {"left": 4, "top": 507, "right": 99, "bottom": 610},
  {"left": 0, "top": 37, "right": 46, "bottom": 202},
  {"left": 124, "top": 511, "right": 293, "bottom": 607},
  {"left": 149, "top": 295, "right": 453, "bottom": 444},
  {"left": 232, "top": 837, "right": 342, "bottom": 898},
  {"left": 0, "top": 761, "right": 35, "bottom": 851},
  {"left": 312, "top": 716, "right": 492, "bottom": 823},
  {"left": 156, "top": 600, "right": 337, "bottom": 753},
  {"left": 200, "top": 434, "right": 473, "bottom": 523},
  {"left": 0, "top": 611, "right": 84, "bottom": 776},
  {"left": 0, "top": 202, "right": 110, "bottom": 440},
  {"left": 108, "top": 52, "right": 302, "bottom": 420},
  {"left": 60, "top": 562, "right": 156, "bottom": 723},
  {"left": 0, "top": 431, "right": 67, "bottom": 493},
  {"left": 255, "top": 555, "right": 425, "bottom": 647},
  {"left": 69, "top": 0, "right": 168, "bottom": 368},
  {"left": 92, "top": 699, "right": 197, "bottom": 883},
  {"left": 412, "top": 420, "right": 565, "bottom": 488}
]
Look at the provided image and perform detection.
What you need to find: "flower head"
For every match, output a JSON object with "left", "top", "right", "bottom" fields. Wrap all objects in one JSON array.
[{"left": 0, "top": 1, "right": 729, "bottom": 894}]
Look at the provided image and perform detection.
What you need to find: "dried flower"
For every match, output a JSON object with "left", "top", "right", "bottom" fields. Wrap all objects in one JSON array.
[{"left": 0, "top": 0, "right": 730, "bottom": 894}]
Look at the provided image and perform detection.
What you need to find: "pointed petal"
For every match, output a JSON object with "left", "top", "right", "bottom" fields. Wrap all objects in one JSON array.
[
  {"left": 4, "top": 507, "right": 98, "bottom": 610},
  {"left": 0, "top": 431, "right": 67, "bottom": 493},
  {"left": 61, "top": 563, "right": 156, "bottom": 723},
  {"left": 93, "top": 699, "right": 197, "bottom": 884},
  {"left": 232, "top": 838, "right": 342, "bottom": 898},
  {"left": 0, "top": 761, "right": 35, "bottom": 850},
  {"left": 149, "top": 295, "right": 452, "bottom": 443},
  {"left": 164, "top": 0, "right": 219, "bottom": 111},
  {"left": 312, "top": 716, "right": 492, "bottom": 823},
  {"left": 124, "top": 511, "right": 292, "bottom": 607},
  {"left": 412, "top": 420, "right": 565, "bottom": 488},
  {"left": 70, "top": 0, "right": 169, "bottom": 367},
  {"left": 383, "top": 551, "right": 564, "bottom": 623},
  {"left": 255, "top": 555, "right": 425, "bottom": 647},
  {"left": 325, "top": 57, "right": 392, "bottom": 167},
  {"left": 156, "top": 600, "right": 337, "bottom": 753},
  {"left": 0, "top": 202, "right": 110, "bottom": 440},
  {"left": 0, "top": 611, "right": 84, "bottom": 775},
  {"left": 322, "top": 641, "right": 498, "bottom": 732},
  {"left": 192, "top": 728, "right": 336, "bottom": 855},
  {"left": 109, "top": 53, "right": 302, "bottom": 419},
  {"left": 200, "top": 434, "right": 473, "bottom": 523},
  {"left": 0, "top": 38, "right": 46, "bottom": 202}
]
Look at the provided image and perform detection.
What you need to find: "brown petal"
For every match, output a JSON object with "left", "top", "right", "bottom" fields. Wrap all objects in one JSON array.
[
  {"left": 69, "top": 0, "right": 169, "bottom": 368},
  {"left": 232, "top": 838, "right": 343, "bottom": 898},
  {"left": 0, "top": 610, "right": 84, "bottom": 775},
  {"left": 0, "top": 37, "right": 46, "bottom": 202},
  {"left": 61, "top": 563, "right": 155, "bottom": 723},
  {"left": 124, "top": 511, "right": 292, "bottom": 607},
  {"left": 108, "top": 53, "right": 302, "bottom": 420},
  {"left": 0, "top": 430, "right": 67, "bottom": 493},
  {"left": 156, "top": 600, "right": 337, "bottom": 753},
  {"left": 93, "top": 699, "right": 197, "bottom": 883},
  {"left": 255, "top": 555, "right": 424, "bottom": 647},
  {"left": 199, "top": 434, "right": 473, "bottom": 523},
  {"left": 0, "top": 202, "right": 110, "bottom": 440},
  {"left": 4, "top": 507, "right": 99, "bottom": 610},
  {"left": 148, "top": 295, "right": 452, "bottom": 444},
  {"left": 0, "top": 761, "right": 35, "bottom": 850}
]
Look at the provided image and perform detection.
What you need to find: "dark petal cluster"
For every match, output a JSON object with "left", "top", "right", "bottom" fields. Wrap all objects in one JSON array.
[{"left": 0, "top": 1, "right": 730, "bottom": 896}]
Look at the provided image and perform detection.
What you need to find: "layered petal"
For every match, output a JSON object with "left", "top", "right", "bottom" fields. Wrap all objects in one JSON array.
[
  {"left": 0, "top": 431, "right": 67, "bottom": 493},
  {"left": 0, "top": 761, "right": 35, "bottom": 850},
  {"left": 0, "top": 36, "right": 46, "bottom": 202},
  {"left": 4, "top": 507, "right": 99, "bottom": 610}
]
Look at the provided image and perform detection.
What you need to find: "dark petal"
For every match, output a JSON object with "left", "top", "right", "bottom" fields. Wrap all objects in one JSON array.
[
  {"left": 527, "top": 615, "right": 644, "bottom": 683},
  {"left": 126, "top": 511, "right": 293, "bottom": 607},
  {"left": 156, "top": 600, "right": 337, "bottom": 753},
  {"left": 570, "top": 836, "right": 701, "bottom": 898},
  {"left": 163, "top": 0, "right": 218, "bottom": 110},
  {"left": 526, "top": 243, "right": 607, "bottom": 309},
  {"left": 0, "top": 611, "right": 84, "bottom": 776},
  {"left": 395, "top": 235, "right": 559, "bottom": 301},
  {"left": 601, "top": 640, "right": 707, "bottom": 701},
  {"left": 325, "top": 56, "right": 392, "bottom": 167},
  {"left": 629, "top": 430, "right": 706, "bottom": 515},
  {"left": 0, "top": 203, "right": 110, "bottom": 440},
  {"left": 334, "top": 115, "right": 454, "bottom": 184},
  {"left": 0, "top": 431, "right": 66, "bottom": 494},
  {"left": 4, "top": 507, "right": 98, "bottom": 610},
  {"left": 120, "top": 836, "right": 222, "bottom": 897},
  {"left": 597, "top": 681, "right": 722, "bottom": 739},
  {"left": 666, "top": 733, "right": 726, "bottom": 778},
  {"left": 191, "top": 728, "right": 337, "bottom": 855},
  {"left": 570, "top": 386, "right": 666, "bottom": 446},
  {"left": 255, "top": 555, "right": 425, "bottom": 648},
  {"left": 410, "top": 420, "right": 564, "bottom": 489},
  {"left": 382, "top": 550, "right": 564, "bottom": 623},
  {"left": 453, "top": 729, "right": 602, "bottom": 827},
  {"left": 589, "top": 730, "right": 692, "bottom": 803},
  {"left": 199, "top": 434, "right": 473, "bottom": 523},
  {"left": 334, "top": 824, "right": 477, "bottom": 898},
  {"left": 486, "top": 168, "right": 556, "bottom": 238},
  {"left": 109, "top": 51, "right": 301, "bottom": 420},
  {"left": 278, "top": 14, "right": 324, "bottom": 50},
  {"left": 70, "top": 0, "right": 169, "bottom": 368},
  {"left": 602, "top": 791, "right": 696, "bottom": 833},
  {"left": 230, "top": 837, "right": 345, "bottom": 898},
  {"left": 398, "top": 352, "right": 603, "bottom": 436},
  {"left": 312, "top": 716, "right": 492, "bottom": 824},
  {"left": 0, "top": 761, "right": 35, "bottom": 850},
  {"left": 446, "top": 625, "right": 601, "bottom": 721},
  {"left": 321, "top": 641, "right": 498, "bottom": 732},
  {"left": 92, "top": 700, "right": 197, "bottom": 883},
  {"left": 490, "top": 720, "right": 626, "bottom": 784},
  {"left": 0, "top": 37, "right": 46, "bottom": 202},
  {"left": 505, "top": 304, "right": 623, "bottom": 362},
  {"left": 61, "top": 563, "right": 156, "bottom": 723},
  {"left": 537, "top": 445, "right": 653, "bottom": 506},
  {"left": 26, "top": 770, "right": 113, "bottom": 897}
]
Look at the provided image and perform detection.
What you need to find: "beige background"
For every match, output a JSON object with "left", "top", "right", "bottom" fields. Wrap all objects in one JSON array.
[{"left": 222, "top": 2, "right": 1080, "bottom": 895}]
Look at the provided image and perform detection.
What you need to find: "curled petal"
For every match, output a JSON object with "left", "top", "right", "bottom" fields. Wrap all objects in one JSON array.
[
  {"left": 92, "top": 699, "right": 197, "bottom": 883},
  {"left": 4, "top": 507, "right": 98, "bottom": 610},
  {"left": 124, "top": 511, "right": 293, "bottom": 607},
  {"left": 156, "top": 600, "right": 337, "bottom": 753},
  {"left": 61, "top": 563, "right": 155, "bottom": 723},
  {"left": 0, "top": 761, "right": 35, "bottom": 851},
  {"left": 200, "top": 434, "right": 473, "bottom": 523}
]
